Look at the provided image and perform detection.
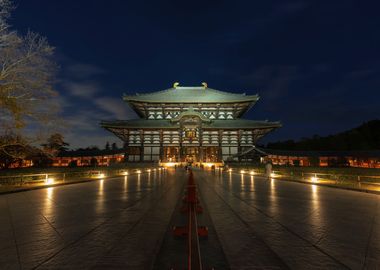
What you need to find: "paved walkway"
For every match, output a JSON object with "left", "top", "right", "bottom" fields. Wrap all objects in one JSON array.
[
  {"left": 196, "top": 170, "right": 380, "bottom": 269},
  {"left": 0, "top": 170, "right": 184, "bottom": 269},
  {"left": 0, "top": 169, "right": 379, "bottom": 269}
]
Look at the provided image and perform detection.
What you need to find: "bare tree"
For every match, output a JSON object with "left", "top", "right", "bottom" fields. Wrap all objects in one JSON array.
[
  {"left": 0, "top": 0, "right": 59, "bottom": 157},
  {"left": 0, "top": 131, "right": 34, "bottom": 168},
  {"left": 0, "top": 0, "right": 13, "bottom": 47},
  {"left": 41, "top": 133, "right": 69, "bottom": 157},
  {"left": 0, "top": 29, "right": 58, "bottom": 128}
]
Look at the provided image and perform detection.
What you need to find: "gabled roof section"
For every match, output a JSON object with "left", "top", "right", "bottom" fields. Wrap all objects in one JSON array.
[
  {"left": 123, "top": 85, "right": 259, "bottom": 104},
  {"left": 170, "top": 109, "right": 211, "bottom": 123}
]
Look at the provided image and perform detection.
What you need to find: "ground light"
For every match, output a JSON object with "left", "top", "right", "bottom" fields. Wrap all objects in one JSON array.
[
  {"left": 137, "top": 170, "right": 141, "bottom": 174},
  {"left": 228, "top": 168, "right": 232, "bottom": 172},
  {"left": 250, "top": 171, "right": 255, "bottom": 175},
  {"left": 311, "top": 176, "right": 318, "bottom": 183},
  {"left": 270, "top": 172, "right": 277, "bottom": 178},
  {"left": 45, "top": 177, "right": 55, "bottom": 185},
  {"left": 98, "top": 173, "right": 105, "bottom": 179},
  {"left": 163, "top": 162, "right": 176, "bottom": 167},
  {"left": 203, "top": 163, "right": 215, "bottom": 168},
  {"left": 123, "top": 171, "right": 129, "bottom": 176},
  {"left": 240, "top": 170, "right": 245, "bottom": 174},
  {"left": 147, "top": 169, "right": 151, "bottom": 173}
]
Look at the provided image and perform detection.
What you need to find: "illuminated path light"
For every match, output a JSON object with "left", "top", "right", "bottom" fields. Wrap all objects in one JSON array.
[
  {"left": 0, "top": 169, "right": 378, "bottom": 269},
  {"left": 45, "top": 177, "right": 55, "bottom": 185}
]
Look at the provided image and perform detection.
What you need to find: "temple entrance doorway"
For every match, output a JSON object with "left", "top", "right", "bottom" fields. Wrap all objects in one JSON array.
[
  {"left": 183, "top": 147, "right": 199, "bottom": 163},
  {"left": 202, "top": 146, "right": 220, "bottom": 162},
  {"left": 163, "top": 146, "right": 180, "bottom": 162}
]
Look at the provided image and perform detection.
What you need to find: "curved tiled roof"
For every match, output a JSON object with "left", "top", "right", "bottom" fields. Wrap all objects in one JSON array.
[{"left": 123, "top": 86, "right": 259, "bottom": 103}]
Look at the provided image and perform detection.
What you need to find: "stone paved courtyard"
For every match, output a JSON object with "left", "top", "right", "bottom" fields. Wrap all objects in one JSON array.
[{"left": 0, "top": 169, "right": 379, "bottom": 269}]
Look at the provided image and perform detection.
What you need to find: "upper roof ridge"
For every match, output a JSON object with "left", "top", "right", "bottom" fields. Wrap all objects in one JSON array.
[
  {"left": 122, "top": 84, "right": 259, "bottom": 103},
  {"left": 175, "top": 86, "right": 204, "bottom": 89}
]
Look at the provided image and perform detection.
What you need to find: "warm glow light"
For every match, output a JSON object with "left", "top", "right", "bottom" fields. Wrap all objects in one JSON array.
[
  {"left": 99, "top": 173, "right": 105, "bottom": 178},
  {"left": 123, "top": 171, "right": 129, "bottom": 176},
  {"left": 311, "top": 176, "right": 318, "bottom": 183},
  {"left": 240, "top": 170, "right": 245, "bottom": 174},
  {"left": 163, "top": 162, "right": 177, "bottom": 167},
  {"left": 45, "top": 177, "right": 55, "bottom": 185},
  {"left": 270, "top": 172, "right": 276, "bottom": 178},
  {"left": 137, "top": 170, "right": 141, "bottom": 174},
  {"left": 47, "top": 187, "right": 53, "bottom": 199},
  {"left": 250, "top": 171, "right": 255, "bottom": 175},
  {"left": 147, "top": 169, "right": 151, "bottom": 173},
  {"left": 228, "top": 168, "right": 232, "bottom": 172}
]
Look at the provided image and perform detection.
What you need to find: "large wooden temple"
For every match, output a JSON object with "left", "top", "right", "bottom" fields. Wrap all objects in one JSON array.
[{"left": 101, "top": 83, "right": 281, "bottom": 164}]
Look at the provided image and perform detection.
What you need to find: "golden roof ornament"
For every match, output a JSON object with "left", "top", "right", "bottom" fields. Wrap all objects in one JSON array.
[{"left": 202, "top": 82, "right": 207, "bottom": 89}]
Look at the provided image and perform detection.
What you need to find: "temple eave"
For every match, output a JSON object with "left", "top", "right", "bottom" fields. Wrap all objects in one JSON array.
[{"left": 100, "top": 120, "right": 281, "bottom": 130}]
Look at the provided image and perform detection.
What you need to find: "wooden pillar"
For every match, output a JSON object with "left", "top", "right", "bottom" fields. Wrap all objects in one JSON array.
[
  {"left": 179, "top": 128, "right": 183, "bottom": 162},
  {"left": 238, "top": 129, "right": 242, "bottom": 162},
  {"left": 199, "top": 125, "right": 203, "bottom": 162},
  {"left": 139, "top": 129, "right": 144, "bottom": 162},
  {"left": 159, "top": 129, "right": 164, "bottom": 162},
  {"left": 218, "top": 129, "right": 223, "bottom": 162}
]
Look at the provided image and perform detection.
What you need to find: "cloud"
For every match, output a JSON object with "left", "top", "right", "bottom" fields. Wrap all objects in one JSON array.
[
  {"left": 53, "top": 57, "right": 133, "bottom": 148},
  {"left": 63, "top": 81, "right": 101, "bottom": 99},
  {"left": 94, "top": 97, "right": 136, "bottom": 119},
  {"left": 59, "top": 106, "right": 123, "bottom": 148},
  {"left": 64, "top": 111, "right": 103, "bottom": 132},
  {"left": 64, "top": 129, "right": 121, "bottom": 149}
]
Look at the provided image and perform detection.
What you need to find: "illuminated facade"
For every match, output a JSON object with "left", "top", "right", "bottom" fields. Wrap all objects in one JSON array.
[
  {"left": 266, "top": 150, "right": 380, "bottom": 168},
  {"left": 52, "top": 150, "right": 125, "bottom": 167},
  {"left": 101, "top": 83, "right": 281, "bottom": 163}
]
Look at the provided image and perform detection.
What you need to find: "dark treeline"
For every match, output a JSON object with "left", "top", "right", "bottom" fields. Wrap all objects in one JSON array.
[
  {"left": 266, "top": 120, "right": 380, "bottom": 151},
  {"left": 74, "top": 142, "right": 126, "bottom": 152}
]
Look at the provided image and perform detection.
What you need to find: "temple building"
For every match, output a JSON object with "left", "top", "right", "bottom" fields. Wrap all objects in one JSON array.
[{"left": 100, "top": 83, "right": 281, "bottom": 165}]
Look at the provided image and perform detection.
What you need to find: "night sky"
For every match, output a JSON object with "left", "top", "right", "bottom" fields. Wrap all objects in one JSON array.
[{"left": 12, "top": 0, "right": 380, "bottom": 149}]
